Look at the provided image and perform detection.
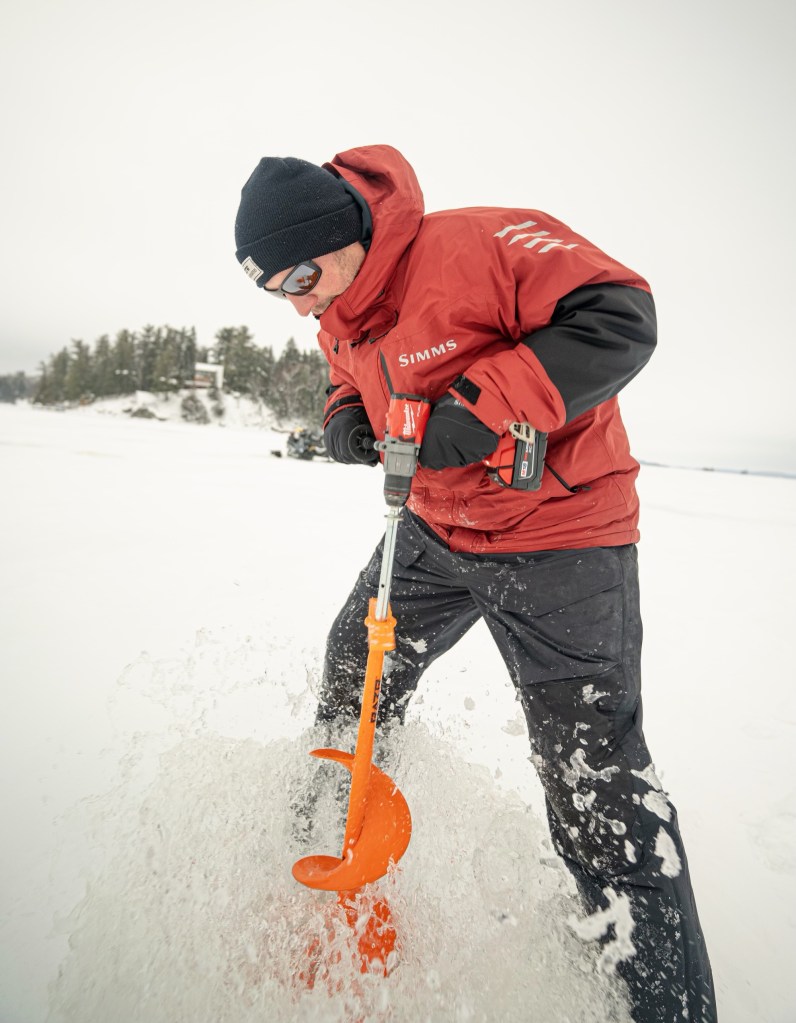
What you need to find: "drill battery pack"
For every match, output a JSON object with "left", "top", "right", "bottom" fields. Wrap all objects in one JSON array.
[{"left": 485, "top": 423, "right": 547, "bottom": 491}]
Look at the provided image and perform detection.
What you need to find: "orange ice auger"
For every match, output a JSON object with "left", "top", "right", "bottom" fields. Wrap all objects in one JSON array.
[{"left": 292, "top": 395, "right": 432, "bottom": 972}]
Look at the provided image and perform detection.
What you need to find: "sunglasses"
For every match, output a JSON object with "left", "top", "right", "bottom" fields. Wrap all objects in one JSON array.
[{"left": 263, "top": 260, "right": 322, "bottom": 298}]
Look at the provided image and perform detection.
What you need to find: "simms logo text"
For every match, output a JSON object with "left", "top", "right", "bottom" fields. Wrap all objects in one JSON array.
[{"left": 398, "top": 339, "right": 457, "bottom": 367}]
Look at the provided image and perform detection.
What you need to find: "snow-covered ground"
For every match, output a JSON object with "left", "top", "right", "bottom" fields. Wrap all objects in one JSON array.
[{"left": 1, "top": 400, "right": 794, "bottom": 1022}]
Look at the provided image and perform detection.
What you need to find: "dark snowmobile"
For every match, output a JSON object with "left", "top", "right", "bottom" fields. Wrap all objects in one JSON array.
[{"left": 284, "top": 427, "right": 327, "bottom": 461}]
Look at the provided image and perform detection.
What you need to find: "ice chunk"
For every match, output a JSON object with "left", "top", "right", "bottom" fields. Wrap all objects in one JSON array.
[
  {"left": 573, "top": 790, "right": 597, "bottom": 812},
  {"left": 562, "top": 748, "right": 620, "bottom": 789},
  {"left": 568, "top": 887, "right": 636, "bottom": 975},
  {"left": 501, "top": 712, "right": 526, "bottom": 736}
]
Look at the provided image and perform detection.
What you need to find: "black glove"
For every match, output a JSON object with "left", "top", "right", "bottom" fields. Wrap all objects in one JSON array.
[
  {"left": 419, "top": 394, "right": 499, "bottom": 469},
  {"left": 324, "top": 406, "right": 379, "bottom": 466}
]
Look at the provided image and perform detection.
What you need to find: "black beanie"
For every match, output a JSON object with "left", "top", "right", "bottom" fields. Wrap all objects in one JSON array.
[{"left": 234, "top": 157, "right": 363, "bottom": 287}]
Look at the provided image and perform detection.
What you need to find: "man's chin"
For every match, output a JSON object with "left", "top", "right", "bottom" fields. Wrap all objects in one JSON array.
[{"left": 312, "top": 297, "right": 336, "bottom": 318}]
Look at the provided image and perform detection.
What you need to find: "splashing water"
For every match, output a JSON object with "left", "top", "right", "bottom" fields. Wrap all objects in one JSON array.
[{"left": 48, "top": 626, "right": 632, "bottom": 1022}]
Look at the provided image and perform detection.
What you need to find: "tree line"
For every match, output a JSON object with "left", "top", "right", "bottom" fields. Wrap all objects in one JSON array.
[{"left": 0, "top": 325, "right": 331, "bottom": 426}]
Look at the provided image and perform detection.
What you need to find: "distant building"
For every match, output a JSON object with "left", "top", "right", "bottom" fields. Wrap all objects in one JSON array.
[{"left": 193, "top": 362, "right": 224, "bottom": 390}]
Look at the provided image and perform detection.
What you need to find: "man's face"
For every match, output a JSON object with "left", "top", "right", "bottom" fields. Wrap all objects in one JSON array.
[{"left": 264, "top": 242, "right": 366, "bottom": 318}]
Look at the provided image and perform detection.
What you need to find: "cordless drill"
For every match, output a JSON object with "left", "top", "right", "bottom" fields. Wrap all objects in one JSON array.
[
  {"left": 374, "top": 397, "right": 545, "bottom": 497},
  {"left": 374, "top": 394, "right": 432, "bottom": 507}
]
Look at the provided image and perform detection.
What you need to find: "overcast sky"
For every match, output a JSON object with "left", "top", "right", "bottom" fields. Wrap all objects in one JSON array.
[{"left": 1, "top": 0, "right": 794, "bottom": 472}]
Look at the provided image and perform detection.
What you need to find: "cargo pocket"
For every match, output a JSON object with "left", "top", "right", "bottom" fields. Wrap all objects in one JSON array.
[
  {"left": 486, "top": 547, "right": 625, "bottom": 683},
  {"left": 364, "top": 518, "right": 427, "bottom": 590}
]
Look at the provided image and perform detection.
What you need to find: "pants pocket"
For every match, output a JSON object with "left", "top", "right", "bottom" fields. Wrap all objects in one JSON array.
[
  {"left": 364, "top": 517, "right": 427, "bottom": 590},
  {"left": 486, "top": 547, "right": 626, "bottom": 683}
]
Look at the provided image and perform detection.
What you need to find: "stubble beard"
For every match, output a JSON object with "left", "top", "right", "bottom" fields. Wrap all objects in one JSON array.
[{"left": 312, "top": 244, "right": 366, "bottom": 318}]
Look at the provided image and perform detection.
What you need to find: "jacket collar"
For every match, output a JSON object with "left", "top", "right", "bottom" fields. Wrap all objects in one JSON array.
[{"left": 318, "top": 145, "right": 424, "bottom": 341}]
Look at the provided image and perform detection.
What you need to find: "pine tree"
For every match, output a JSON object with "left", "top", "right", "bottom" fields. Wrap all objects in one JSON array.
[
  {"left": 251, "top": 343, "right": 275, "bottom": 403},
  {"left": 152, "top": 329, "right": 181, "bottom": 393},
  {"left": 268, "top": 337, "right": 300, "bottom": 419},
  {"left": 64, "top": 340, "right": 93, "bottom": 402},
  {"left": 92, "top": 335, "right": 115, "bottom": 397},
  {"left": 48, "top": 347, "right": 71, "bottom": 402},
  {"left": 214, "top": 325, "right": 259, "bottom": 395},
  {"left": 0, "top": 371, "right": 32, "bottom": 403},
  {"left": 26, "top": 321, "right": 330, "bottom": 419},
  {"left": 112, "top": 330, "right": 137, "bottom": 395},
  {"left": 34, "top": 361, "right": 55, "bottom": 404},
  {"left": 136, "top": 325, "right": 160, "bottom": 391},
  {"left": 175, "top": 326, "right": 197, "bottom": 389},
  {"left": 267, "top": 339, "right": 327, "bottom": 425}
]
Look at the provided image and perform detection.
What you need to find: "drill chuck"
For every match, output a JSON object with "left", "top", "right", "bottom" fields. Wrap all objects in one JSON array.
[
  {"left": 376, "top": 394, "right": 432, "bottom": 508},
  {"left": 379, "top": 438, "right": 421, "bottom": 507}
]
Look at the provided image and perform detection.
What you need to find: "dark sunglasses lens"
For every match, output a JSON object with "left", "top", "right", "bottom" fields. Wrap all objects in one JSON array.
[{"left": 281, "top": 263, "right": 321, "bottom": 295}]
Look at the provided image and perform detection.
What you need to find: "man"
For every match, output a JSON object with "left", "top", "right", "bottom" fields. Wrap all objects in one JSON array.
[{"left": 234, "top": 145, "right": 716, "bottom": 1022}]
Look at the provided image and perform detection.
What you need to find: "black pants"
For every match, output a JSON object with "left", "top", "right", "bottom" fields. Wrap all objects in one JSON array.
[{"left": 319, "top": 512, "right": 716, "bottom": 1022}]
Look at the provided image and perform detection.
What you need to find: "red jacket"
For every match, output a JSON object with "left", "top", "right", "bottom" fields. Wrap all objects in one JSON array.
[{"left": 318, "top": 145, "right": 656, "bottom": 554}]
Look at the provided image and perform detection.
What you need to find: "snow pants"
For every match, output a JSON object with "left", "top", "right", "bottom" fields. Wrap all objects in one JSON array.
[{"left": 318, "top": 511, "right": 717, "bottom": 1023}]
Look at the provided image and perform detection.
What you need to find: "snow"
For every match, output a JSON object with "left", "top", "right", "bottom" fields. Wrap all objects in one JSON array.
[
  {"left": 641, "top": 791, "right": 672, "bottom": 823},
  {"left": 567, "top": 888, "right": 637, "bottom": 977},
  {"left": 1, "top": 400, "right": 795, "bottom": 1022},
  {"left": 653, "top": 829, "right": 683, "bottom": 880}
]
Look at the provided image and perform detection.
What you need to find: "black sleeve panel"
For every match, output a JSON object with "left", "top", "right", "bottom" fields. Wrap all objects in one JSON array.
[
  {"left": 522, "top": 284, "right": 657, "bottom": 423},
  {"left": 323, "top": 385, "right": 365, "bottom": 428}
]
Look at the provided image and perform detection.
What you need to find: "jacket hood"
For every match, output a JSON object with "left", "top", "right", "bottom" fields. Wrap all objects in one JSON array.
[{"left": 319, "top": 145, "right": 425, "bottom": 339}]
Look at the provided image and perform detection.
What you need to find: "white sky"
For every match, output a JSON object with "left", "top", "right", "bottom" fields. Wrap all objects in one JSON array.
[{"left": 1, "top": 0, "right": 794, "bottom": 471}]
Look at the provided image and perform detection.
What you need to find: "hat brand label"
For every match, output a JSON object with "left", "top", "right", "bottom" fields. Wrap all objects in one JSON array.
[{"left": 241, "top": 256, "right": 264, "bottom": 283}]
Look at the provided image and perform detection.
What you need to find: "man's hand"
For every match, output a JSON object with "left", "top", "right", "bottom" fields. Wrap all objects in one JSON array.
[
  {"left": 419, "top": 394, "right": 499, "bottom": 469},
  {"left": 324, "top": 406, "right": 379, "bottom": 466}
]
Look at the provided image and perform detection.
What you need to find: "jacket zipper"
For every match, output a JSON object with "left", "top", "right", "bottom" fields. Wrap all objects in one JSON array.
[{"left": 545, "top": 463, "right": 591, "bottom": 493}]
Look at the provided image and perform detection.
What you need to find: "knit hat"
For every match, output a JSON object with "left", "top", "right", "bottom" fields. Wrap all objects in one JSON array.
[{"left": 234, "top": 157, "right": 363, "bottom": 287}]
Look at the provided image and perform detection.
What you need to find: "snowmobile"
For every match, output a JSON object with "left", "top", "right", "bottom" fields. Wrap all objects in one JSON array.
[{"left": 275, "top": 427, "right": 327, "bottom": 461}]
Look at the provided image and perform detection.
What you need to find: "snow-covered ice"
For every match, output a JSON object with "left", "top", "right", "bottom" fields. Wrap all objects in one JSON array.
[{"left": 1, "top": 400, "right": 794, "bottom": 1022}]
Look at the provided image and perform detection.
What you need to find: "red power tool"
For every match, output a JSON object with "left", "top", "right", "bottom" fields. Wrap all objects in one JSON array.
[{"left": 484, "top": 422, "right": 547, "bottom": 490}]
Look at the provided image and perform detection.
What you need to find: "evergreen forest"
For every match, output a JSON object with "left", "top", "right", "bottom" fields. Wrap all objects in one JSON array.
[{"left": 0, "top": 325, "right": 329, "bottom": 426}]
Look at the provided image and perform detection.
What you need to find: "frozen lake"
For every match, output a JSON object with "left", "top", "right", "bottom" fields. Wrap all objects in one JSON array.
[{"left": 1, "top": 401, "right": 794, "bottom": 1022}]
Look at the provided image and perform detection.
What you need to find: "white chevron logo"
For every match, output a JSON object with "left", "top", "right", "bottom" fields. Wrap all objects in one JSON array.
[{"left": 494, "top": 220, "right": 578, "bottom": 254}]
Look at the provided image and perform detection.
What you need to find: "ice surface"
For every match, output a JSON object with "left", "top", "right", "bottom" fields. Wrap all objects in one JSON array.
[
  {"left": 1, "top": 401, "right": 795, "bottom": 1023},
  {"left": 49, "top": 653, "right": 632, "bottom": 1023}
]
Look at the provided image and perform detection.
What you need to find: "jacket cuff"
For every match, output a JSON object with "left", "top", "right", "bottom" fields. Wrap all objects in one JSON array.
[
  {"left": 449, "top": 346, "right": 566, "bottom": 435},
  {"left": 323, "top": 390, "right": 365, "bottom": 430}
]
